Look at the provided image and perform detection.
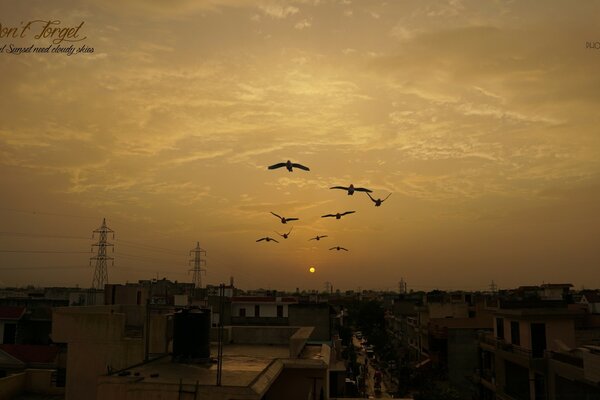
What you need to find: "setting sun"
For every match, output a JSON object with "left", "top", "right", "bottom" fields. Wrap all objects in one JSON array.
[{"left": 309, "top": 267, "right": 316, "bottom": 274}]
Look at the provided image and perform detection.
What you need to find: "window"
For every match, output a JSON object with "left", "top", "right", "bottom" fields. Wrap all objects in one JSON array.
[
  {"left": 510, "top": 321, "right": 520, "bottom": 345},
  {"left": 255, "top": 305, "right": 260, "bottom": 317},
  {"left": 277, "top": 305, "right": 284, "bottom": 317},
  {"left": 496, "top": 317, "right": 504, "bottom": 339},
  {"left": 239, "top": 308, "right": 246, "bottom": 317}
]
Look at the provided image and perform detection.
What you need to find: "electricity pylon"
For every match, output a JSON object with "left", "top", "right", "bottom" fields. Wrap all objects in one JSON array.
[
  {"left": 189, "top": 242, "right": 206, "bottom": 289},
  {"left": 90, "top": 218, "right": 114, "bottom": 289}
]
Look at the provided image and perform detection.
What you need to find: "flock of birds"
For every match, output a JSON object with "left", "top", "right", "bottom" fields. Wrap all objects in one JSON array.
[{"left": 255, "top": 160, "right": 392, "bottom": 253}]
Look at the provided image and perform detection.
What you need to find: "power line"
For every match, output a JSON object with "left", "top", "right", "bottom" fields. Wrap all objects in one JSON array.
[
  {"left": 0, "top": 232, "right": 89, "bottom": 240},
  {"left": 0, "top": 207, "right": 98, "bottom": 220},
  {"left": 0, "top": 250, "right": 91, "bottom": 254}
]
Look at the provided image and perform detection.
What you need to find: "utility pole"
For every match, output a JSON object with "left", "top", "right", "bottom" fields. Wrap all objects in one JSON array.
[
  {"left": 189, "top": 242, "right": 206, "bottom": 289},
  {"left": 90, "top": 218, "right": 114, "bottom": 290}
]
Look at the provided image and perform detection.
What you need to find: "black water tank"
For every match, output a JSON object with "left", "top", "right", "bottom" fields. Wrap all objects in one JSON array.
[{"left": 173, "top": 308, "right": 211, "bottom": 360}]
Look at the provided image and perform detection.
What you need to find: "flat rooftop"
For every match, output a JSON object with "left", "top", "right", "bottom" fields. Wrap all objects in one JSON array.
[{"left": 120, "top": 344, "right": 289, "bottom": 387}]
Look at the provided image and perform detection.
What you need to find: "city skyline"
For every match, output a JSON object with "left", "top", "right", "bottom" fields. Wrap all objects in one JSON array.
[{"left": 1, "top": 0, "right": 599, "bottom": 290}]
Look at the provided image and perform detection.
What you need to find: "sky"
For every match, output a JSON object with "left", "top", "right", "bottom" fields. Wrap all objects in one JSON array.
[{"left": 1, "top": 0, "right": 599, "bottom": 292}]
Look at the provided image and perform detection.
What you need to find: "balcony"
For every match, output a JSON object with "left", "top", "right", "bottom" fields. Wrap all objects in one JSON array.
[{"left": 480, "top": 334, "right": 532, "bottom": 358}]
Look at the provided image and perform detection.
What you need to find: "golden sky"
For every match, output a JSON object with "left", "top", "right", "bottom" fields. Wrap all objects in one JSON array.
[{"left": 1, "top": 0, "right": 599, "bottom": 291}]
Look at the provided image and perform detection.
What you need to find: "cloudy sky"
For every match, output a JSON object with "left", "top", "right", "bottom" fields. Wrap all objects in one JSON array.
[{"left": 1, "top": 0, "right": 599, "bottom": 291}]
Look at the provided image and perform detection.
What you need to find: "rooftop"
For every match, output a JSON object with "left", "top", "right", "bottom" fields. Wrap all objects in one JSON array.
[{"left": 122, "top": 344, "right": 288, "bottom": 386}]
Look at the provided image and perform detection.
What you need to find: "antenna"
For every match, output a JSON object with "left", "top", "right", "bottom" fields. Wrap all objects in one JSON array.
[
  {"left": 189, "top": 242, "right": 206, "bottom": 289},
  {"left": 90, "top": 218, "right": 114, "bottom": 289}
]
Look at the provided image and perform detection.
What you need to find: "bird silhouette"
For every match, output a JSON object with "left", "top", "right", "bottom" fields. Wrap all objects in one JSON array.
[
  {"left": 275, "top": 227, "right": 293, "bottom": 239},
  {"left": 256, "top": 236, "right": 279, "bottom": 243},
  {"left": 309, "top": 235, "right": 328, "bottom": 241},
  {"left": 366, "top": 192, "right": 392, "bottom": 207},
  {"left": 321, "top": 211, "right": 355, "bottom": 220},
  {"left": 330, "top": 184, "right": 372, "bottom": 195},
  {"left": 271, "top": 212, "right": 299, "bottom": 224},
  {"left": 329, "top": 246, "right": 349, "bottom": 251},
  {"left": 268, "top": 160, "right": 310, "bottom": 172}
]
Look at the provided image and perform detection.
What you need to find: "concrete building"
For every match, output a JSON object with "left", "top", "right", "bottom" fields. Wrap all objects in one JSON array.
[
  {"left": 0, "top": 306, "right": 25, "bottom": 344},
  {"left": 580, "top": 292, "right": 600, "bottom": 314},
  {"left": 51, "top": 298, "right": 345, "bottom": 400},
  {"left": 230, "top": 296, "right": 297, "bottom": 326},
  {"left": 96, "top": 326, "right": 334, "bottom": 400},
  {"left": 476, "top": 295, "right": 600, "bottom": 400},
  {"left": 52, "top": 304, "right": 171, "bottom": 400}
]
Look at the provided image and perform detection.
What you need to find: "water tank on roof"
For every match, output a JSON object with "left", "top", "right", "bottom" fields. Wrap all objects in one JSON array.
[{"left": 172, "top": 308, "right": 211, "bottom": 362}]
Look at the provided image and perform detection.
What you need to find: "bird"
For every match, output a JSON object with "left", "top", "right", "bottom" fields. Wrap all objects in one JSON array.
[
  {"left": 329, "top": 246, "right": 349, "bottom": 251},
  {"left": 366, "top": 192, "right": 392, "bottom": 207},
  {"left": 268, "top": 160, "right": 310, "bottom": 172},
  {"left": 321, "top": 211, "right": 355, "bottom": 220},
  {"left": 256, "top": 236, "right": 279, "bottom": 243},
  {"left": 309, "top": 235, "right": 328, "bottom": 241},
  {"left": 330, "top": 184, "right": 372, "bottom": 195},
  {"left": 275, "top": 227, "right": 293, "bottom": 239},
  {"left": 271, "top": 212, "right": 299, "bottom": 224}
]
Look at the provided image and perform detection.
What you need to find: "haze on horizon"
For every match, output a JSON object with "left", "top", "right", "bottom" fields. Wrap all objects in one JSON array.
[{"left": 1, "top": 0, "right": 599, "bottom": 292}]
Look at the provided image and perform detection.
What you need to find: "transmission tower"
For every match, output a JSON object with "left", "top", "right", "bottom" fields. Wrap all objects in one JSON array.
[
  {"left": 90, "top": 218, "right": 114, "bottom": 289},
  {"left": 189, "top": 242, "right": 206, "bottom": 289},
  {"left": 399, "top": 277, "right": 407, "bottom": 294},
  {"left": 489, "top": 280, "right": 498, "bottom": 293}
]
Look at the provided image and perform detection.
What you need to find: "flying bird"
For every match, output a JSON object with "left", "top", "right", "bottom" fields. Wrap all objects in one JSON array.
[
  {"left": 330, "top": 184, "right": 372, "bottom": 196},
  {"left": 329, "top": 246, "right": 349, "bottom": 251},
  {"left": 366, "top": 192, "right": 392, "bottom": 207},
  {"left": 271, "top": 212, "right": 299, "bottom": 224},
  {"left": 275, "top": 227, "right": 293, "bottom": 239},
  {"left": 256, "top": 236, "right": 279, "bottom": 243},
  {"left": 268, "top": 160, "right": 310, "bottom": 172},
  {"left": 309, "top": 235, "right": 328, "bottom": 241},
  {"left": 321, "top": 211, "right": 355, "bottom": 220}
]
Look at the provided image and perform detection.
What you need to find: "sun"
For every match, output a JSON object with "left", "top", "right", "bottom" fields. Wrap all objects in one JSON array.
[{"left": 309, "top": 266, "right": 316, "bottom": 273}]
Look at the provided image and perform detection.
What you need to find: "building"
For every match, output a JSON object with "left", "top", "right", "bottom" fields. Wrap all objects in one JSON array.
[{"left": 476, "top": 287, "right": 600, "bottom": 400}]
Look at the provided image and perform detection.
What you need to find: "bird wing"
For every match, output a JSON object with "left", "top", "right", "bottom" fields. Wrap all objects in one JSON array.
[
  {"left": 321, "top": 214, "right": 334, "bottom": 218},
  {"left": 268, "top": 163, "right": 286, "bottom": 170},
  {"left": 256, "top": 238, "right": 265, "bottom": 242},
  {"left": 287, "top": 227, "right": 293, "bottom": 235},
  {"left": 366, "top": 192, "right": 377, "bottom": 202},
  {"left": 329, "top": 247, "right": 336, "bottom": 250},
  {"left": 382, "top": 193, "right": 392, "bottom": 202},
  {"left": 341, "top": 211, "right": 356, "bottom": 216},
  {"left": 330, "top": 186, "right": 349, "bottom": 191},
  {"left": 291, "top": 163, "right": 310, "bottom": 171},
  {"left": 309, "top": 237, "right": 316, "bottom": 241},
  {"left": 271, "top": 238, "right": 279, "bottom": 243},
  {"left": 271, "top": 212, "right": 282, "bottom": 219},
  {"left": 320, "top": 235, "right": 328, "bottom": 239},
  {"left": 341, "top": 247, "right": 349, "bottom": 251},
  {"left": 354, "top": 187, "right": 373, "bottom": 193}
]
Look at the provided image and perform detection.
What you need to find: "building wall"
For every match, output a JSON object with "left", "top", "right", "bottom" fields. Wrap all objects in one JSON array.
[
  {"left": 447, "top": 329, "right": 479, "bottom": 397},
  {"left": 428, "top": 302, "right": 469, "bottom": 319},
  {"left": 263, "top": 367, "right": 327, "bottom": 400},
  {"left": 0, "top": 372, "right": 26, "bottom": 400},
  {"left": 288, "top": 304, "right": 331, "bottom": 341},
  {"left": 232, "top": 303, "right": 288, "bottom": 318},
  {"left": 53, "top": 306, "right": 149, "bottom": 400}
]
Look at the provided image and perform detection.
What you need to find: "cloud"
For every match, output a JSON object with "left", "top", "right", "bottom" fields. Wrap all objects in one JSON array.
[
  {"left": 259, "top": 4, "right": 299, "bottom": 18},
  {"left": 294, "top": 18, "right": 312, "bottom": 29}
]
